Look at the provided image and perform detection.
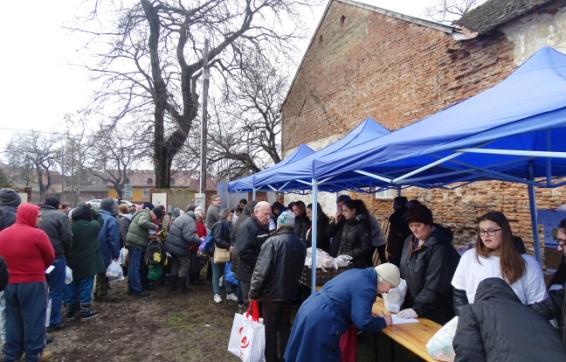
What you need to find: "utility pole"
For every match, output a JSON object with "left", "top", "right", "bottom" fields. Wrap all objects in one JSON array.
[{"left": 197, "top": 39, "right": 210, "bottom": 210}]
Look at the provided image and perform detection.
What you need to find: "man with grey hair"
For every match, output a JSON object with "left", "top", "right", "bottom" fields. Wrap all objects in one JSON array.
[
  {"left": 249, "top": 210, "right": 306, "bottom": 362},
  {"left": 235, "top": 201, "right": 271, "bottom": 306}
]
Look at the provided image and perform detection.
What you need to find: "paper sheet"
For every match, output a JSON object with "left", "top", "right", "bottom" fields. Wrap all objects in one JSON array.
[{"left": 392, "top": 315, "right": 419, "bottom": 325}]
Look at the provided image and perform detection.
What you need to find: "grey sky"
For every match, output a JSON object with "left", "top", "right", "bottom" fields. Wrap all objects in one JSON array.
[{"left": 0, "top": 0, "right": 442, "bottom": 145}]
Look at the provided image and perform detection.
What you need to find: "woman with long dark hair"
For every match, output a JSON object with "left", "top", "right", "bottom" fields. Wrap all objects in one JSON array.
[
  {"left": 305, "top": 203, "right": 330, "bottom": 253},
  {"left": 335, "top": 199, "right": 372, "bottom": 268},
  {"left": 452, "top": 211, "right": 546, "bottom": 312}
]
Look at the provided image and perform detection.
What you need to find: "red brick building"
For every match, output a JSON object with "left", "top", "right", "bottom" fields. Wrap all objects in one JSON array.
[{"left": 281, "top": 0, "right": 566, "bottom": 252}]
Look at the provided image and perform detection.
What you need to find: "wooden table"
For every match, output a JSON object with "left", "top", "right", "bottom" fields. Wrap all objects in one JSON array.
[{"left": 373, "top": 298, "right": 441, "bottom": 362}]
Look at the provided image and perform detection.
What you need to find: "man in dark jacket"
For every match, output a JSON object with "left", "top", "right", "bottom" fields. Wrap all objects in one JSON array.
[
  {"left": 328, "top": 194, "right": 350, "bottom": 257},
  {"left": 531, "top": 218, "right": 566, "bottom": 349},
  {"left": 454, "top": 277, "right": 566, "bottom": 362},
  {"left": 39, "top": 197, "right": 73, "bottom": 331},
  {"left": 249, "top": 211, "right": 306, "bottom": 362},
  {"left": 291, "top": 201, "right": 309, "bottom": 241},
  {"left": 397, "top": 204, "right": 460, "bottom": 324},
  {"left": 94, "top": 199, "right": 121, "bottom": 301},
  {"left": 235, "top": 201, "right": 271, "bottom": 306},
  {"left": 165, "top": 207, "right": 201, "bottom": 293},
  {"left": 386, "top": 196, "right": 410, "bottom": 266}
]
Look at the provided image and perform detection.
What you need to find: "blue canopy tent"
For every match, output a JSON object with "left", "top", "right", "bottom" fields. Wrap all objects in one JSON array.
[
  {"left": 228, "top": 143, "right": 315, "bottom": 198},
  {"left": 257, "top": 47, "right": 566, "bottom": 291}
]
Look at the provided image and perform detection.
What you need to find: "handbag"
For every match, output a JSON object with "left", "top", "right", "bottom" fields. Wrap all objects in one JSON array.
[
  {"left": 214, "top": 246, "right": 231, "bottom": 264},
  {"left": 228, "top": 300, "right": 266, "bottom": 362}
]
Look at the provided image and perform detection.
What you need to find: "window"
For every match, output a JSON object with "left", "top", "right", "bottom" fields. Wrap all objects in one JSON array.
[
  {"left": 143, "top": 189, "right": 150, "bottom": 200},
  {"left": 374, "top": 189, "right": 397, "bottom": 200},
  {"left": 147, "top": 178, "right": 153, "bottom": 185}
]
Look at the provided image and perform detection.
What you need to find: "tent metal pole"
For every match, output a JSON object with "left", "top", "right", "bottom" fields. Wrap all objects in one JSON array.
[
  {"left": 354, "top": 170, "right": 392, "bottom": 183},
  {"left": 546, "top": 130, "right": 552, "bottom": 186},
  {"left": 311, "top": 179, "right": 319, "bottom": 294},
  {"left": 527, "top": 162, "right": 542, "bottom": 263},
  {"left": 393, "top": 152, "right": 464, "bottom": 183},
  {"left": 252, "top": 188, "right": 256, "bottom": 201},
  {"left": 397, "top": 186, "right": 401, "bottom": 197},
  {"left": 457, "top": 148, "right": 566, "bottom": 159}
]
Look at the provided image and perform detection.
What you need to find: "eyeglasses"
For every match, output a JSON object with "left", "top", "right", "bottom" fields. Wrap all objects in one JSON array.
[{"left": 479, "top": 229, "right": 502, "bottom": 237}]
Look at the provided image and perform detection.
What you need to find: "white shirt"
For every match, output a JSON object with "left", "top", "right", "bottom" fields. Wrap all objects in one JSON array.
[{"left": 451, "top": 248, "right": 547, "bottom": 305}]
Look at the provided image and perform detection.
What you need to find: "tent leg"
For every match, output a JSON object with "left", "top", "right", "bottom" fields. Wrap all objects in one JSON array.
[
  {"left": 528, "top": 184, "right": 542, "bottom": 263},
  {"left": 311, "top": 179, "right": 319, "bottom": 294},
  {"left": 396, "top": 186, "right": 401, "bottom": 197},
  {"left": 252, "top": 188, "right": 256, "bottom": 201}
]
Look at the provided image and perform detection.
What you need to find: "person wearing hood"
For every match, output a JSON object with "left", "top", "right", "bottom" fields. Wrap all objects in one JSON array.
[
  {"left": 452, "top": 212, "right": 546, "bottom": 315},
  {"left": 336, "top": 199, "right": 372, "bottom": 268},
  {"left": 454, "top": 277, "right": 566, "bottom": 362},
  {"left": 39, "top": 197, "right": 73, "bottom": 331},
  {"left": 386, "top": 196, "right": 411, "bottom": 266},
  {"left": 397, "top": 203, "right": 460, "bottom": 324},
  {"left": 291, "top": 201, "right": 309, "bottom": 241},
  {"left": 284, "top": 263, "right": 400, "bottom": 362},
  {"left": 0, "top": 203, "right": 55, "bottom": 362},
  {"left": 0, "top": 189, "right": 21, "bottom": 345},
  {"left": 249, "top": 211, "right": 306, "bottom": 362},
  {"left": 65, "top": 204, "right": 105, "bottom": 320},
  {"left": 93, "top": 198, "right": 121, "bottom": 302},
  {"left": 211, "top": 208, "right": 237, "bottom": 304}
]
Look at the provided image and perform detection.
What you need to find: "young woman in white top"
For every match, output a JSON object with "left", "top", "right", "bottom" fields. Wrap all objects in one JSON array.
[{"left": 452, "top": 211, "right": 547, "bottom": 312}]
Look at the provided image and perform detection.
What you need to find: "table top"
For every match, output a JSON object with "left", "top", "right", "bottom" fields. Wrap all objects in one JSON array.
[{"left": 373, "top": 298, "right": 442, "bottom": 362}]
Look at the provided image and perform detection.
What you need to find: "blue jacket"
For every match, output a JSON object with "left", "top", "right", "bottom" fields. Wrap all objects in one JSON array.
[
  {"left": 97, "top": 210, "right": 121, "bottom": 267},
  {"left": 285, "top": 267, "right": 386, "bottom": 362}
]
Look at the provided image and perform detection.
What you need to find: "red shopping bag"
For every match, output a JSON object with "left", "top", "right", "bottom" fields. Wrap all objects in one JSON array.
[{"left": 339, "top": 325, "right": 357, "bottom": 362}]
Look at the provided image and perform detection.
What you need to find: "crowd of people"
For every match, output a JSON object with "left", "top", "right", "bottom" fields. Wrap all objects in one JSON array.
[{"left": 0, "top": 188, "right": 565, "bottom": 361}]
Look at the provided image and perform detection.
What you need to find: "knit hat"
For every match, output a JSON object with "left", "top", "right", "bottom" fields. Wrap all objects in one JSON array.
[
  {"left": 220, "top": 208, "right": 231, "bottom": 219},
  {"left": 277, "top": 210, "right": 295, "bottom": 228},
  {"left": 0, "top": 189, "right": 21, "bottom": 207},
  {"left": 152, "top": 207, "right": 164, "bottom": 219},
  {"left": 44, "top": 197, "right": 61, "bottom": 209},
  {"left": 375, "top": 263, "right": 400, "bottom": 288},
  {"left": 142, "top": 202, "right": 155, "bottom": 210},
  {"left": 100, "top": 198, "right": 116, "bottom": 212}
]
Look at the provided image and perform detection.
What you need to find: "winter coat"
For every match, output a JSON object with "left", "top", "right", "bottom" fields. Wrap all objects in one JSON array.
[
  {"left": 235, "top": 215, "right": 270, "bottom": 283},
  {"left": 0, "top": 256, "right": 8, "bottom": 291},
  {"left": 205, "top": 204, "right": 221, "bottom": 230},
  {"left": 68, "top": 220, "right": 106, "bottom": 279},
  {"left": 97, "top": 209, "right": 121, "bottom": 267},
  {"left": 231, "top": 206, "right": 253, "bottom": 277},
  {"left": 285, "top": 268, "right": 387, "bottom": 362},
  {"left": 327, "top": 217, "right": 346, "bottom": 257},
  {"left": 386, "top": 206, "right": 411, "bottom": 266},
  {"left": 0, "top": 203, "right": 55, "bottom": 284},
  {"left": 165, "top": 213, "right": 201, "bottom": 257},
  {"left": 39, "top": 205, "right": 73, "bottom": 258},
  {"left": 118, "top": 214, "right": 132, "bottom": 247},
  {"left": 211, "top": 219, "right": 233, "bottom": 250},
  {"left": 531, "top": 259, "right": 566, "bottom": 349},
  {"left": 305, "top": 214, "right": 330, "bottom": 253},
  {"left": 399, "top": 225, "right": 460, "bottom": 324},
  {"left": 293, "top": 214, "right": 310, "bottom": 241},
  {"left": 0, "top": 205, "right": 17, "bottom": 231},
  {"left": 249, "top": 227, "right": 306, "bottom": 302},
  {"left": 454, "top": 277, "right": 566, "bottom": 362},
  {"left": 337, "top": 216, "right": 372, "bottom": 268},
  {"left": 125, "top": 209, "right": 158, "bottom": 249}
]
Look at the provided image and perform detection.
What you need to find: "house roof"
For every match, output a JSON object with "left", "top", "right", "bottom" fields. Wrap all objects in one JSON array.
[
  {"left": 454, "top": 0, "right": 553, "bottom": 35},
  {"left": 282, "top": 0, "right": 467, "bottom": 108},
  {"left": 123, "top": 170, "right": 217, "bottom": 191}
]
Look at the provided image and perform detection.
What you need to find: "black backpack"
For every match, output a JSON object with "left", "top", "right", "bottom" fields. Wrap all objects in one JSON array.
[{"left": 145, "top": 239, "right": 166, "bottom": 266}]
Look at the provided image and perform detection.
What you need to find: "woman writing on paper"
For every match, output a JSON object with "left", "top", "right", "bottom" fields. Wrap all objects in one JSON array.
[{"left": 284, "top": 263, "right": 400, "bottom": 362}]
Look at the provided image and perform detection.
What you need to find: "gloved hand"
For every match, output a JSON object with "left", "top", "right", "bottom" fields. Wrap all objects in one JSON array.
[{"left": 397, "top": 308, "right": 417, "bottom": 319}]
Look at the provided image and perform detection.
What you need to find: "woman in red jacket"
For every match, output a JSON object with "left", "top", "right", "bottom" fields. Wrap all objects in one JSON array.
[{"left": 0, "top": 203, "right": 55, "bottom": 361}]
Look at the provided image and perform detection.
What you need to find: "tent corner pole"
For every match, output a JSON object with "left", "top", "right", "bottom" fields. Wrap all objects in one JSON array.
[
  {"left": 527, "top": 162, "right": 541, "bottom": 263},
  {"left": 311, "top": 179, "right": 319, "bottom": 294},
  {"left": 252, "top": 188, "right": 256, "bottom": 201}
]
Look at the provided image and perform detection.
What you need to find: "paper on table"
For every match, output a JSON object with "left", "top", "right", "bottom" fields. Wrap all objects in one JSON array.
[{"left": 392, "top": 315, "right": 419, "bottom": 325}]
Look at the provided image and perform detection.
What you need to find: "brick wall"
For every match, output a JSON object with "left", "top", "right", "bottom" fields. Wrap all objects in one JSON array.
[{"left": 281, "top": 1, "right": 566, "bottom": 254}]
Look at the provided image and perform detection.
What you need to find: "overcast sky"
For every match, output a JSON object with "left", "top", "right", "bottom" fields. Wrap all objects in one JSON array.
[{"left": 0, "top": 0, "right": 441, "bottom": 149}]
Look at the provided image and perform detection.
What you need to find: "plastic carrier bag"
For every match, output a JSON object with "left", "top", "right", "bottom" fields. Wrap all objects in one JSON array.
[
  {"left": 105, "top": 260, "right": 124, "bottom": 281},
  {"left": 426, "top": 316, "right": 458, "bottom": 362},
  {"left": 228, "top": 300, "right": 266, "bottom": 362},
  {"left": 382, "top": 279, "right": 408, "bottom": 313},
  {"left": 65, "top": 266, "right": 73, "bottom": 285}
]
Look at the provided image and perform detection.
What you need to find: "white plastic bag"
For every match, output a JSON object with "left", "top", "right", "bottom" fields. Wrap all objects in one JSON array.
[
  {"left": 105, "top": 260, "right": 124, "bottom": 281},
  {"left": 383, "top": 279, "right": 407, "bottom": 313},
  {"left": 45, "top": 298, "right": 52, "bottom": 328},
  {"left": 65, "top": 266, "right": 73, "bottom": 285},
  {"left": 119, "top": 247, "right": 129, "bottom": 266},
  {"left": 228, "top": 301, "right": 265, "bottom": 362},
  {"left": 426, "top": 316, "right": 458, "bottom": 362}
]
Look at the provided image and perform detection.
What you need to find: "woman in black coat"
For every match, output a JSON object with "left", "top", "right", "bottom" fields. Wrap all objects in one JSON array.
[
  {"left": 336, "top": 199, "right": 372, "bottom": 268},
  {"left": 397, "top": 203, "right": 460, "bottom": 324},
  {"left": 454, "top": 277, "right": 566, "bottom": 362},
  {"left": 305, "top": 203, "right": 330, "bottom": 254}
]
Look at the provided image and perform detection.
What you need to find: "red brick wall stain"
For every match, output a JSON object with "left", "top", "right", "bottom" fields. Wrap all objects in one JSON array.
[{"left": 281, "top": 1, "right": 565, "bottom": 254}]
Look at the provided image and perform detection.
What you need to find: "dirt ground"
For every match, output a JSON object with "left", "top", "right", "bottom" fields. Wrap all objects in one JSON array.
[{"left": 46, "top": 279, "right": 240, "bottom": 362}]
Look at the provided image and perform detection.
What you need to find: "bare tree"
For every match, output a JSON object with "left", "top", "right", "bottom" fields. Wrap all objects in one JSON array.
[
  {"left": 90, "top": 125, "right": 149, "bottom": 200},
  {"left": 77, "top": 0, "right": 317, "bottom": 188},
  {"left": 6, "top": 132, "right": 61, "bottom": 201},
  {"left": 425, "top": 0, "right": 485, "bottom": 23}
]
